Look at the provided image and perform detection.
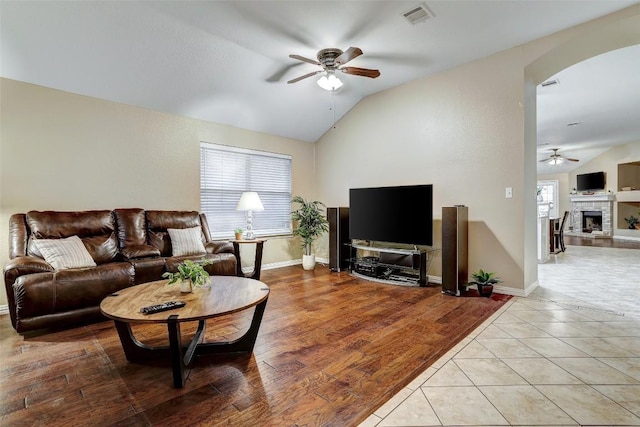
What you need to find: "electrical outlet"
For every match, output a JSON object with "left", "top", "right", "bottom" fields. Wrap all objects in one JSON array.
[{"left": 505, "top": 187, "right": 513, "bottom": 198}]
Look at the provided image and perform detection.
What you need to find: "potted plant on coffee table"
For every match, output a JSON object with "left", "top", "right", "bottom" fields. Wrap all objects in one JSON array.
[
  {"left": 291, "top": 195, "right": 329, "bottom": 270},
  {"left": 470, "top": 269, "right": 501, "bottom": 298},
  {"left": 162, "top": 258, "right": 213, "bottom": 293}
]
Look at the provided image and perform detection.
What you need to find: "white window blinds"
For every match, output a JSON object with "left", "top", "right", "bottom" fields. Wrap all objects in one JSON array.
[{"left": 200, "top": 142, "right": 292, "bottom": 239}]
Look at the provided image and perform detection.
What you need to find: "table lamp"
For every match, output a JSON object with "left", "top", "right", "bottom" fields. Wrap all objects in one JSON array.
[{"left": 236, "top": 192, "right": 264, "bottom": 240}]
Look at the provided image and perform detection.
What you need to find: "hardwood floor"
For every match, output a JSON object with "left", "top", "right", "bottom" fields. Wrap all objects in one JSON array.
[
  {"left": 564, "top": 235, "right": 640, "bottom": 249},
  {"left": 0, "top": 265, "right": 510, "bottom": 426}
]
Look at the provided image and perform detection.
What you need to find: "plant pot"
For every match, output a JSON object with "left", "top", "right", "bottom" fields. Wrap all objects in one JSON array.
[
  {"left": 234, "top": 232, "right": 243, "bottom": 240},
  {"left": 302, "top": 254, "right": 316, "bottom": 270},
  {"left": 477, "top": 283, "right": 494, "bottom": 298},
  {"left": 180, "top": 279, "right": 193, "bottom": 293}
]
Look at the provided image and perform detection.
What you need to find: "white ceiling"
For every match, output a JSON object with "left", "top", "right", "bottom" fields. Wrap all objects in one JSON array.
[
  {"left": 2, "top": 1, "right": 639, "bottom": 174},
  {"left": 536, "top": 43, "right": 640, "bottom": 174}
]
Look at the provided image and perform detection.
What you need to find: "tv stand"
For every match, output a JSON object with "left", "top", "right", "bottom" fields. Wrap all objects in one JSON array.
[{"left": 348, "top": 242, "right": 429, "bottom": 287}]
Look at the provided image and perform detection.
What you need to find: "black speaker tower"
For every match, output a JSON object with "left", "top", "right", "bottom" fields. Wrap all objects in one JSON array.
[
  {"left": 328, "top": 207, "right": 350, "bottom": 272},
  {"left": 442, "top": 205, "right": 468, "bottom": 296}
]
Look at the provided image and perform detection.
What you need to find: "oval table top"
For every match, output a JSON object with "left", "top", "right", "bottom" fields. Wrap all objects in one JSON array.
[{"left": 100, "top": 276, "right": 270, "bottom": 324}]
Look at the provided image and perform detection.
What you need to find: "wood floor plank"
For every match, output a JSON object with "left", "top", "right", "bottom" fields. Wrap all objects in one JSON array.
[{"left": 0, "top": 265, "right": 511, "bottom": 426}]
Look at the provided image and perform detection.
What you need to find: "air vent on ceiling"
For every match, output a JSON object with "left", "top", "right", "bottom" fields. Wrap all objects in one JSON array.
[
  {"left": 402, "top": 3, "right": 435, "bottom": 25},
  {"left": 567, "top": 122, "right": 581, "bottom": 127},
  {"left": 541, "top": 79, "right": 559, "bottom": 87}
]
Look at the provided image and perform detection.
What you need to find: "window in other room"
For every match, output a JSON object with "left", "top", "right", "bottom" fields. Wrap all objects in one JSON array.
[
  {"left": 200, "top": 142, "right": 292, "bottom": 239},
  {"left": 537, "top": 180, "right": 559, "bottom": 219}
]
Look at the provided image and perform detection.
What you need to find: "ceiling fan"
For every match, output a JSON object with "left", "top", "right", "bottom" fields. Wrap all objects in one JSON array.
[
  {"left": 539, "top": 148, "right": 579, "bottom": 165},
  {"left": 287, "top": 47, "right": 380, "bottom": 90}
]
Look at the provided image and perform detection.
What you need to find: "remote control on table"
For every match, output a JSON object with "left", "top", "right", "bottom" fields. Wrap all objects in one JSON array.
[{"left": 140, "top": 301, "right": 186, "bottom": 315}]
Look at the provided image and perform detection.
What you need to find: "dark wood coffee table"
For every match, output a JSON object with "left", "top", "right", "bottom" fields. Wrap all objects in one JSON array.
[{"left": 100, "top": 276, "right": 269, "bottom": 388}]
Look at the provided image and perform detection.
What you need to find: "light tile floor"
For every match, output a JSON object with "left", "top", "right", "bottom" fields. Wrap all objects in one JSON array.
[{"left": 359, "top": 245, "right": 640, "bottom": 426}]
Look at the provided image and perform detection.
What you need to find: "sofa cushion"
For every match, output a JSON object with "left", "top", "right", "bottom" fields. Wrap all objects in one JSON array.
[
  {"left": 34, "top": 236, "right": 97, "bottom": 270},
  {"left": 114, "top": 208, "right": 147, "bottom": 247},
  {"left": 167, "top": 227, "right": 206, "bottom": 256},
  {"left": 26, "top": 210, "right": 119, "bottom": 263},
  {"left": 121, "top": 244, "right": 161, "bottom": 260},
  {"left": 27, "top": 210, "right": 114, "bottom": 239},
  {"left": 82, "top": 233, "right": 120, "bottom": 264},
  {"left": 165, "top": 253, "right": 237, "bottom": 276},
  {"left": 146, "top": 211, "right": 203, "bottom": 257}
]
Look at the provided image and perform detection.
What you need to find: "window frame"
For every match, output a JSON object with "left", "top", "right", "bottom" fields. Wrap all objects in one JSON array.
[
  {"left": 537, "top": 180, "right": 559, "bottom": 219},
  {"left": 200, "top": 142, "right": 293, "bottom": 240}
]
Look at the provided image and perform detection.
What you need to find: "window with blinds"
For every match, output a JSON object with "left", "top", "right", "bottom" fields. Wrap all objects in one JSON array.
[{"left": 200, "top": 142, "right": 292, "bottom": 239}]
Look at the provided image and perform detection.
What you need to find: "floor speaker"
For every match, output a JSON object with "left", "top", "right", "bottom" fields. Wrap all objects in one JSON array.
[
  {"left": 328, "top": 207, "right": 349, "bottom": 272},
  {"left": 442, "top": 205, "right": 468, "bottom": 296}
]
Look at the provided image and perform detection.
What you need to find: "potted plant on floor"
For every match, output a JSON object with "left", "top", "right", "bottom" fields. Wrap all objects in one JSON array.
[
  {"left": 291, "top": 195, "right": 329, "bottom": 270},
  {"left": 162, "top": 258, "right": 213, "bottom": 293},
  {"left": 470, "top": 269, "right": 501, "bottom": 298}
]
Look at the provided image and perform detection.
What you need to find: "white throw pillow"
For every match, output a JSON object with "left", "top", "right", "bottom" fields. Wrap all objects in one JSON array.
[
  {"left": 34, "top": 235, "right": 97, "bottom": 270},
  {"left": 167, "top": 226, "right": 206, "bottom": 256}
]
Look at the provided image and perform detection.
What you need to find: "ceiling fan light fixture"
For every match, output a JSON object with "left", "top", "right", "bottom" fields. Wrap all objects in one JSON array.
[
  {"left": 548, "top": 157, "right": 564, "bottom": 165},
  {"left": 317, "top": 71, "right": 343, "bottom": 91}
]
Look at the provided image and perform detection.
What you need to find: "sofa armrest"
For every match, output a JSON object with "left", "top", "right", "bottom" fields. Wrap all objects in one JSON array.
[
  {"left": 121, "top": 244, "right": 161, "bottom": 260},
  {"left": 205, "top": 241, "right": 235, "bottom": 255},
  {"left": 4, "top": 256, "right": 54, "bottom": 286}
]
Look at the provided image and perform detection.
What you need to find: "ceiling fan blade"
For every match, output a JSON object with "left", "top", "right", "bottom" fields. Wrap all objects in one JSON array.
[
  {"left": 289, "top": 54, "right": 320, "bottom": 66},
  {"left": 340, "top": 67, "right": 380, "bottom": 78},
  {"left": 565, "top": 158, "right": 580, "bottom": 162},
  {"left": 539, "top": 158, "right": 551, "bottom": 163},
  {"left": 287, "top": 70, "right": 322, "bottom": 84},
  {"left": 335, "top": 47, "right": 363, "bottom": 66}
]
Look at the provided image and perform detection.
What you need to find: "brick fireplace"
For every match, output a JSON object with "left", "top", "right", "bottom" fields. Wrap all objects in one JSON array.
[{"left": 568, "top": 194, "right": 615, "bottom": 238}]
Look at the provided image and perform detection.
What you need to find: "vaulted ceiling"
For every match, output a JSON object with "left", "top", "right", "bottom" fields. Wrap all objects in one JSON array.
[{"left": 2, "top": 1, "right": 639, "bottom": 173}]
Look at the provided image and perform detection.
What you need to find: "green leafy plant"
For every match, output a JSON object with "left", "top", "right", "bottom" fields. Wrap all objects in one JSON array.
[
  {"left": 234, "top": 227, "right": 243, "bottom": 234},
  {"left": 470, "top": 269, "right": 501, "bottom": 285},
  {"left": 291, "top": 195, "right": 329, "bottom": 256},
  {"left": 162, "top": 258, "right": 213, "bottom": 287},
  {"left": 624, "top": 215, "right": 639, "bottom": 229}
]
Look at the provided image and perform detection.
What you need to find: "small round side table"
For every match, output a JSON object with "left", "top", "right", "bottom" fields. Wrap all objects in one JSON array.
[{"left": 231, "top": 238, "right": 266, "bottom": 280}]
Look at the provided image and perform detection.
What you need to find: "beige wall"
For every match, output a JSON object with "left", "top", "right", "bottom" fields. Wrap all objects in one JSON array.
[
  {"left": 548, "top": 139, "right": 640, "bottom": 220},
  {"left": 568, "top": 141, "right": 640, "bottom": 192},
  {"left": 0, "top": 78, "right": 316, "bottom": 306},
  {"left": 568, "top": 141, "right": 640, "bottom": 237},
  {"left": 315, "top": 48, "right": 527, "bottom": 292},
  {"left": 2, "top": 5, "right": 639, "bottom": 308},
  {"left": 315, "top": 5, "right": 640, "bottom": 295}
]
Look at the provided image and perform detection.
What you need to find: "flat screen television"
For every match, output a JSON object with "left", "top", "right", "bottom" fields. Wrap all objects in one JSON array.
[
  {"left": 576, "top": 171, "right": 605, "bottom": 192},
  {"left": 349, "top": 184, "right": 433, "bottom": 246}
]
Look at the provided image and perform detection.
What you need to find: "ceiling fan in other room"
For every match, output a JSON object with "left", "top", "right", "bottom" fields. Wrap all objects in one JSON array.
[
  {"left": 287, "top": 47, "right": 380, "bottom": 91},
  {"left": 539, "top": 148, "right": 579, "bottom": 165}
]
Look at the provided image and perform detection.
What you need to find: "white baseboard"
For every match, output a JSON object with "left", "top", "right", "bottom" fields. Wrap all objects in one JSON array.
[
  {"left": 251, "top": 257, "right": 330, "bottom": 273},
  {"left": 244, "top": 259, "right": 301, "bottom": 274},
  {"left": 492, "top": 280, "right": 539, "bottom": 298},
  {"left": 428, "top": 275, "right": 442, "bottom": 285},
  {"left": 0, "top": 305, "right": 8, "bottom": 315},
  {"left": 614, "top": 235, "right": 640, "bottom": 242}
]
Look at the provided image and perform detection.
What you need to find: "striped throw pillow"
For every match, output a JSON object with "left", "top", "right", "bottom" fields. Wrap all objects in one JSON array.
[
  {"left": 167, "top": 226, "right": 206, "bottom": 256},
  {"left": 34, "top": 235, "right": 97, "bottom": 270}
]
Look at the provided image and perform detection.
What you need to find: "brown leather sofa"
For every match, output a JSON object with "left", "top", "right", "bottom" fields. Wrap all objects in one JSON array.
[{"left": 4, "top": 208, "right": 238, "bottom": 333}]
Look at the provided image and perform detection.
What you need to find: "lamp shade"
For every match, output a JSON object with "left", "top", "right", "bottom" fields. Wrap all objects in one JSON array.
[{"left": 236, "top": 192, "right": 264, "bottom": 211}]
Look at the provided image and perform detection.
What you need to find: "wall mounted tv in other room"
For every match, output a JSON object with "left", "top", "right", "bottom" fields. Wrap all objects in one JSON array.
[
  {"left": 577, "top": 171, "right": 605, "bottom": 192},
  {"left": 349, "top": 184, "right": 433, "bottom": 246}
]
